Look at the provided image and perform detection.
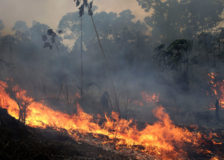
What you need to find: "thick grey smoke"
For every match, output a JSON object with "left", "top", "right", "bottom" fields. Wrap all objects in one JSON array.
[{"left": 0, "top": 1, "right": 224, "bottom": 126}]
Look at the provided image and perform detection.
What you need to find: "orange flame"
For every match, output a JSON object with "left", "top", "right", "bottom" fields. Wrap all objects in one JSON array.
[
  {"left": 0, "top": 80, "right": 217, "bottom": 159},
  {"left": 141, "top": 91, "right": 159, "bottom": 104},
  {"left": 208, "top": 72, "right": 224, "bottom": 109},
  {"left": 132, "top": 91, "right": 159, "bottom": 107}
]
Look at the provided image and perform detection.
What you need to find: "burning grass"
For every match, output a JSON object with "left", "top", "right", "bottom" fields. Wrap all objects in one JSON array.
[
  {"left": 0, "top": 80, "right": 223, "bottom": 159},
  {"left": 208, "top": 72, "right": 224, "bottom": 109}
]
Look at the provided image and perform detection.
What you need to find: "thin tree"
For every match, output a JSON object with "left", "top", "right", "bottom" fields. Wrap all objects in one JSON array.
[{"left": 6, "top": 80, "right": 33, "bottom": 124}]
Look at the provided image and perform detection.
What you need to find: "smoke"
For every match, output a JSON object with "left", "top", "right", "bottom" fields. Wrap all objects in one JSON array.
[
  {"left": 0, "top": 0, "right": 147, "bottom": 34},
  {"left": 0, "top": 20, "right": 4, "bottom": 31},
  {"left": 0, "top": 1, "right": 224, "bottom": 126}
]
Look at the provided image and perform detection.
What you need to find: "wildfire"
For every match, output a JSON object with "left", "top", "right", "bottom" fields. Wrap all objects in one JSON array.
[
  {"left": 0, "top": 80, "right": 221, "bottom": 159},
  {"left": 141, "top": 91, "right": 159, "bottom": 104},
  {"left": 208, "top": 72, "right": 224, "bottom": 109},
  {"left": 132, "top": 91, "right": 159, "bottom": 107}
]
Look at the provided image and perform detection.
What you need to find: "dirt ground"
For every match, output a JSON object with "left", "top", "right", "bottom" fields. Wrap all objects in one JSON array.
[{"left": 0, "top": 108, "right": 134, "bottom": 160}]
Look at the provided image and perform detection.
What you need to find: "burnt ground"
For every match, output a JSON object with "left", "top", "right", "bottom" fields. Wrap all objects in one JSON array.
[
  {"left": 0, "top": 108, "right": 134, "bottom": 160},
  {"left": 1, "top": 107, "right": 224, "bottom": 160}
]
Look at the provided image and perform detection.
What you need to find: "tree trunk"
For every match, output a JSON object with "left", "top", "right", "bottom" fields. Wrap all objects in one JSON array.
[{"left": 215, "top": 99, "right": 220, "bottom": 122}]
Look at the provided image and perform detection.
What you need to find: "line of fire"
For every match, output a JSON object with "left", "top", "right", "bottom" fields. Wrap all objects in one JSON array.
[{"left": 0, "top": 0, "right": 224, "bottom": 159}]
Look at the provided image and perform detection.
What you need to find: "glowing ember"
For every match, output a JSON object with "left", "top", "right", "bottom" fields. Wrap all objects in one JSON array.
[
  {"left": 132, "top": 91, "right": 159, "bottom": 107},
  {"left": 0, "top": 80, "right": 221, "bottom": 159},
  {"left": 210, "top": 156, "right": 219, "bottom": 160},
  {"left": 141, "top": 91, "right": 159, "bottom": 104}
]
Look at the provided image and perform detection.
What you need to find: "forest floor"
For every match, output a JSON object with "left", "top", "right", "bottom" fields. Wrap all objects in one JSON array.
[
  {"left": 0, "top": 108, "right": 136, "bottom": 160},
  {"left": 1, "top": 107, "right": 224, "bottom": 160}
]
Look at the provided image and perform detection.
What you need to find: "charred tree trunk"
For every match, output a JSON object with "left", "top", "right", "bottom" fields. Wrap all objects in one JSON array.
[
  {"left": 19, "top": 106, "right": 26, "bottom": 124},
  {"left": 6, "top": 80, "right": 33, "bottom": 124},
  {"left": 18, "top": 102, "right": 31, "bottom": 124}
]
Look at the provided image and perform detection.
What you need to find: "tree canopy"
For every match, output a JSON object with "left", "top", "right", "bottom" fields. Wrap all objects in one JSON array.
[{"left": 137, "top": 0, "right": 224, "bottom": 43}]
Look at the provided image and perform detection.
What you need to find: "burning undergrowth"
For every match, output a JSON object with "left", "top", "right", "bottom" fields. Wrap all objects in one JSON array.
[
  {"left": 208, "top": 72, "right": 224, "bottom": 110},
  {"left": 0, "top": 80, "right": 223, "bottom": 159}
]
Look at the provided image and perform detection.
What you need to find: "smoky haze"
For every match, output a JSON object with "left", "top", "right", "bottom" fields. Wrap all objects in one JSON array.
[
  {"left": 0, "top": 0, "right": 224, "bottom": 126},
  {"left": 0, "top": 0, "right": 146, "bottom": 34}
]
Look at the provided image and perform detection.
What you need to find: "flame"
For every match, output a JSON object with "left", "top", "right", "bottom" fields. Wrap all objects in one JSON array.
[
  {"left": 132, "top": 100, "right": 144, "bottom": 107},
  {"left": 210, "top": 156, "right": 220, "bottom": 160},
  {"left": 0, "top": 80, "right": 219, "bottom": 159},
  {"left": 13, "top": 85, "right": 33, "bottom": 104},
  {"left": 141, "top": 91, "right": 159, "bottom": 104},
  {"left": 208, "top": 72, "right": 224, "bottom": 109},
  {"left": 132, "top": 91, "right": 159, "bottom": 107}
]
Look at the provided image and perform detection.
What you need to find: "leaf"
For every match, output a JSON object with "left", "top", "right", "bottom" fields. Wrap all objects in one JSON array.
[
  {"left": 167, "top": 39, "right": 192, "bottom": 53},
  {"left": 58, "top": 30, "right": 63, "bottom": 34},
  {"left": 52, "top": 32, "right": 57, "bottom": 37},
  {"left": 76, "top": 0, "right": 80, "bottom": 6},
  {"left": 79, "top": 4, "right": 84, "bottom": 17},
  {"left": 42, "top": 35, "right": 48, "bottom": 41},
  {"left": 89, "top": 1, "right": 93, "bottom": 9},
  {"left": 154, "top": 44, "right": 165, "bottom": 51},
  {"left": 83, "top": 0, "right": 88, "bottom": 7},
  {"left": 47, "top": 29, "right": 54, "bottom": 36}
]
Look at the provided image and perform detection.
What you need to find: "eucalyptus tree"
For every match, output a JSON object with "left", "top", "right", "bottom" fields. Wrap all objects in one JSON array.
[
  {"left": 58, "top": 10, "right": 150, "bottom": 78},
  {"left": 137, "top": 0, "right": 224, "bottom": 43}
]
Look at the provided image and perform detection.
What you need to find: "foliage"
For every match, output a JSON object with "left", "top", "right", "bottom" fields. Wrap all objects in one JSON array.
[
  {"left": 154, "top": 39, "right": 192, "bottom": 70},
  {"left": 74, "top": 0, "right": 93, "bottom": 16},
  {"left": 137, "top": 0, "right": 224, "bottom": 43}
]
